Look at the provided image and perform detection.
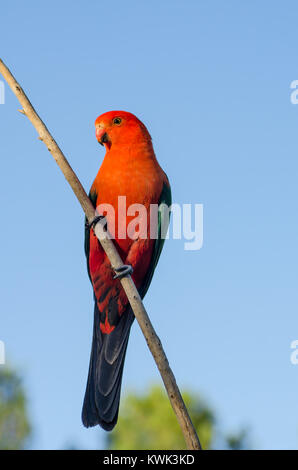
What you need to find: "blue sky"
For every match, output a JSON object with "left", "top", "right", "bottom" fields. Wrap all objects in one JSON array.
[{"left": 1, "top": 0, "right": 298, "bottom": 449}]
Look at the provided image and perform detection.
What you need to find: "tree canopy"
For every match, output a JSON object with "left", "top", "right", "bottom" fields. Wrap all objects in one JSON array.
[
  {"left": 107, "top": 385, "right": 248, "bottom": 450},
  {"left": 0, "top": 366, "right": 31, "bottom": 449}
]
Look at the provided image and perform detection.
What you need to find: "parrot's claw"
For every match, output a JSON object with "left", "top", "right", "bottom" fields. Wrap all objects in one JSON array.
[
  {"left": 113, "top": 264, "right": 133, "bottom": 280},
  {"left": 85, "top": 215, "right": 107, "bottom": 231}
]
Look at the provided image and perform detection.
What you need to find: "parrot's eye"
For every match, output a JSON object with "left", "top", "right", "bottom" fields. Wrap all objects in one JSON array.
[{"left": 113, "top": 117, "right": 122, "bottom": 125}]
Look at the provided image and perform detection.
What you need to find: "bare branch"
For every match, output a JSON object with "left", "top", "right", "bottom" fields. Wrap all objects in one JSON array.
[{"left": 0, "top": 58, "right": 201, "bottom": 450}]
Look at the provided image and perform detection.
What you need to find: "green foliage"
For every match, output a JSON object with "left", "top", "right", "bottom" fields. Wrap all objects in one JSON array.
[
  {"left": 0, "top": 366, "right": 31, "bottom": 449},
  {"left": 107, "top": 385, "right": 214, "bottom": 450},
  {"left": 225, "top": 428, "right": 250, "bottom": 450}
]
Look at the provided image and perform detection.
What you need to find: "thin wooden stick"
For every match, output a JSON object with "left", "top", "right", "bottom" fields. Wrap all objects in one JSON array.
[{"left": 0, "top": 58, "right": 201, "bottom": 450}]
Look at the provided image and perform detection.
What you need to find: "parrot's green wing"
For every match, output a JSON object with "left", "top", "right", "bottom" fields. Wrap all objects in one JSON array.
[
  {"left": 84, "top": 189, "right": 98, "bottom": 282},
  {"left": 139, "top": 179, "right": 172, "bottom": 299}
]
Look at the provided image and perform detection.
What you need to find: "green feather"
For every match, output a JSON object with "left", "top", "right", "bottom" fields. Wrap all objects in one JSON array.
[
  {"left": 84, "top": 189, "right": 98, "bottom": 281},
  {"left": 139, "top": 180, "right": 172, "bottom": 299}
]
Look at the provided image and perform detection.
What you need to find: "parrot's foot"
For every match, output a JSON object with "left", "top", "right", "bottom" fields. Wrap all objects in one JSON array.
[
  {"left": 86, "top": 215, "right": 107, "bottom": 231},
  {"left": 113, "top": 264, "right": 133, "bottom": 280}
]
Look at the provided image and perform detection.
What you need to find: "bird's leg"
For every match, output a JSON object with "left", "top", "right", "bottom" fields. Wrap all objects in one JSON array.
[{"left": 113, "top": 265, "right": 133, "bottom": 280}]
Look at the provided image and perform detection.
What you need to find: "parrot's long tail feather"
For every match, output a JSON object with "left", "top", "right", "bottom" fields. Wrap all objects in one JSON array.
[{"left": 82, "top": 303, "right": 134, "bottom": 430}]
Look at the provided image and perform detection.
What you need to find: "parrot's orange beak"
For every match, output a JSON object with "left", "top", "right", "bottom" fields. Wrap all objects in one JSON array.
[{"left": 95, "top": 126, "right": 109, "bottom": 146}]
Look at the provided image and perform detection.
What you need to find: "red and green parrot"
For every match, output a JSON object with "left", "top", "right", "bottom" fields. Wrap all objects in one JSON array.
[{"left": 82, "top": 111, "right": 171, "bottom": 430}]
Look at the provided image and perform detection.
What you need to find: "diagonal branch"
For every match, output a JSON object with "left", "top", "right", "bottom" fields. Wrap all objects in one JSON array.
[{"left": 0, "top": 58, "right": 201, "bottom": 450}]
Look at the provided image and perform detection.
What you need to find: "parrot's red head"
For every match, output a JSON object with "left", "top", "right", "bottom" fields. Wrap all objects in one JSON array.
[{"left": 95, "top": 111, "right": 151, "bottom": 149}]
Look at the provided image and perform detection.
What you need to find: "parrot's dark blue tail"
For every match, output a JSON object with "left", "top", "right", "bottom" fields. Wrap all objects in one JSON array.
[{"left": 82, "top": 303, "right": 134, "bottom": 431}]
